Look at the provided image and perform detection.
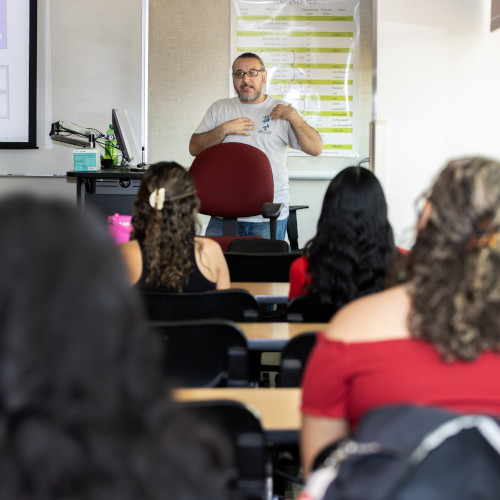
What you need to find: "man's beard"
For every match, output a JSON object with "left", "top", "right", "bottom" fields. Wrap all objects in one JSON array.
[{"left": 235, "top": 83, "right": 262, "bottom": 102}]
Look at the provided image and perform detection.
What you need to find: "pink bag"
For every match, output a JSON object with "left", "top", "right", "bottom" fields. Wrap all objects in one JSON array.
[{"left": 108, "top": 213, "right": 132, "bottom": 244}]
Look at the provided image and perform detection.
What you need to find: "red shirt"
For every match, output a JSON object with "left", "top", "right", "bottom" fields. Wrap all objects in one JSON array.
[
  {"left": 302, "top": 333, "right": 500, "bottom": 430},
  {"left": 289, "top": 255, "right": 310, "bottom": 299}
]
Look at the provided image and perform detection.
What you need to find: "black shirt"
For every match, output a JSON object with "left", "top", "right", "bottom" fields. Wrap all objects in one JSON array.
[{"left": 135, "top": 238, "right": 217, "bottom": 292}]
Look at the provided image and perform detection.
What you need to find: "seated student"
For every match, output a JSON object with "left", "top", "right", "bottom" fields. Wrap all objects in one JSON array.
[
  {"left": 120, "top": 161, "right": 230, "bottom": 290},
  {"left": 288, "top": 166, "right": 396, "bottom": 317},
  {"left": 0, "top": 195, "right": 229, "bottom": 500},
  {"left": 300, "top": 156, "right": 500, "bottom": 477}
]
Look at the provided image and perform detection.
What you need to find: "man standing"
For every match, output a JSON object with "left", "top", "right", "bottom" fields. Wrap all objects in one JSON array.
[{"left": 189, "top": 52, "right": 323, "bottom": 240}]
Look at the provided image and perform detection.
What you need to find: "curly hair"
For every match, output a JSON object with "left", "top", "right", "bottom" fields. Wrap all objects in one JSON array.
[
  {"left": 0, "top": 195, "right": 229, "bottom": 500},
  {"left": 131, "top": 162, "right": 201, "bottom": 291},
  {"left": 407, "top": 156, "right": 500, "bottom": 362},
  {"left": 304, "top": 166, "right": 395, "bottom": 313}
]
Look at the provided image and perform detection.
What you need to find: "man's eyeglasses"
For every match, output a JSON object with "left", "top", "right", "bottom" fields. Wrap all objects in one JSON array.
[{"left": 232, "top": 69, "right": 265, "bottom": 79}]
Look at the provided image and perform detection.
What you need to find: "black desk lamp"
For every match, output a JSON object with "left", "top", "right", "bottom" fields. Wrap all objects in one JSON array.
[{"left": 49, "top": 121, "right": 97, "bottom": 148}]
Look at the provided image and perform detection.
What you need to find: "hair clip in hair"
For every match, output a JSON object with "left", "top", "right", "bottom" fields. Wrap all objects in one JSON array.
[
  {"left": 149, "top": 188, "right": 166, "bottom": 210},
  {"left": 466, "top": 231, "right": 500, "bottom": 251}
]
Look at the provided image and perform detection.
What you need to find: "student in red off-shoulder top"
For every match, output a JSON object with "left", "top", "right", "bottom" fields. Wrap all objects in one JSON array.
[{"left": 301, "top": 156, "right": 500, "bottom": 476}]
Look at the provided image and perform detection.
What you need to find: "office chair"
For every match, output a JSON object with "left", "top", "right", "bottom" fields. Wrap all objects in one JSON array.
[
  {"left": 179, "top": 399, "right": 272, "bottom": 500},
  {"left": 206, "top": 235, "right": 264, "bottom": 253},
  {"left": 271, "top": 331, "right": 318, "bottom": 496},
  {"left": 277, "top": 332, "right": 317, "bottom": 387},
  {"left": 287, "top": 205, "right": 309, "bottom": 251},
  {"left": 224, "top": 252, "right": 301, "bottom": 283},
  {"left": 286, "top": 295, "right": 337, "bottom": 322},
  {"left": 148, "top": 320, "right": 249, "bottom": 387},
  {"left": 225, "top": 239, "right": 295, "bottom": 322},
  {"left": 227, "top": 238, "right": 291, "bottom": 253},
  {"left": 140, "top": 289, "right": 260, "bottom": 322},
  {"left": 189, "top": 142, "right": 283, "bottom": 250}
]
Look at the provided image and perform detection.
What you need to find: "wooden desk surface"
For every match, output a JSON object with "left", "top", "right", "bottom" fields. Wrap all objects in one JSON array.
[
  {"left": 237, "top": 322, "right": 326, "bottom": 350},
  {"left": 174, "top": 387, "right": 301, "bottom": 434},
  {"left": 231, "top": 282, "right": 290, "bottom": 304},
  {"left": 238, "top": 322, "right": 327, "bottom": 340}
]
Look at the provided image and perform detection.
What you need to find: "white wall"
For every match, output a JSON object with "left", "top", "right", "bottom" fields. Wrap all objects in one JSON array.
[
  {"left": 289, "top": 178, "right": 331, "bottom": 247},
  {"left": 376, "top": 0, "right": 500, "bottom": 248}
]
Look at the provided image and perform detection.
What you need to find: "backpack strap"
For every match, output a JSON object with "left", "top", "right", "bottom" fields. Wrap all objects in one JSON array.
[
  {"left": 410, "top": 414, "right": 500, "bottom": 463},
  {"left": 385, "top": 414, "right": 500, "bottom": 500}
]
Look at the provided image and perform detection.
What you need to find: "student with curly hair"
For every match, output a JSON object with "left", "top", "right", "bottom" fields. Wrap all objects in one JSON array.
[
  {"left": 300, "top": 156, "right": 500, "bottom": 476},
  {"left": 120, "top": 161, "right": 230, "bottom": 291},
  {"left": 0, "top": 195, "right": 230, "bottom": 500},
  {"left": 288, "top": 166, "right": 396, "bottom": 317}
]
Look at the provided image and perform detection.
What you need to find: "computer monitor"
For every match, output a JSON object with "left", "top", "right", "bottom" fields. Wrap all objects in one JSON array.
[{"left": 112, "top": 108, "right": 137, "bottom": 165}]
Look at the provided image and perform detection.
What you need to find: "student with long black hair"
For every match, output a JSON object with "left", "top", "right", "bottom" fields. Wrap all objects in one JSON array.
[{"left": 289, "top": 166, "right": 396, "bottom": 318}]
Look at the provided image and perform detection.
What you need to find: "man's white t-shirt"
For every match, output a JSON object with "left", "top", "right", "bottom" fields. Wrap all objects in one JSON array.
[{"left": 194, "top": 96, "right": 302, "bottom": 222}]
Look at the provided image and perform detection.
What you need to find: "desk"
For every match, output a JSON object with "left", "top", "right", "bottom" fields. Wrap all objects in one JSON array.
[
  {"left": 231, "top": 282, "right": 290, "bottom": 304},
  {"left": 67, "top": 168, "right": 144, "bottom": 218},
  {"left": 174, "top": 387, "right": 301, "bottom": 443},
  {"left": 237, "top": 322, "right": 326, "bottom": 351}
]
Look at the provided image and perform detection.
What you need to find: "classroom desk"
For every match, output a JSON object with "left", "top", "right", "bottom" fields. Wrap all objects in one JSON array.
[
  {"left": 174, "top": 387, "right": 301, "bottom": 443},
  {"left": 237, "top": 322, "right": 327, "bottom": 351},
  {"left": 231, "top": 282, "right": 290, "bottom": 304},
  {"left": 67, "top": 168, "right": 144, "bottom": 218}
]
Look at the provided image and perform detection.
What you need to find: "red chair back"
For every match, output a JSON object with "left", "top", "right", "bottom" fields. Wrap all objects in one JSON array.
[{"left": 189, "top": 142, "right": 274, "bottom": 218}]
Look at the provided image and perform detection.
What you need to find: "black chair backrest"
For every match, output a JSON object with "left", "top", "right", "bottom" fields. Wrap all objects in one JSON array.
[
  {"left": 225, "top": 252, "right": 301, "bottom": 282},
  {"left": 179, "top": 399, "right": 270, "bottom": 500},
  {"left": 227, "top": 238, "right": 291, "bottom": 253},
  {"left": 286, "top": 295, "right": 337, "bottom": 322},
  {"left": 140, "top": 289, "right": 260, "bottom": 322},
  {"left": 278, "top": 332, "right": 318, "bottom": 387},
  {"left": 149, "top": 320, "right": 249, "bottom": 387}
]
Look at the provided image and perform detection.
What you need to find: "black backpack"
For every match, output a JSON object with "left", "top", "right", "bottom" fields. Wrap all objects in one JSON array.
[{"left": 305, "top": 404, "right": 500, "bottom": 500}]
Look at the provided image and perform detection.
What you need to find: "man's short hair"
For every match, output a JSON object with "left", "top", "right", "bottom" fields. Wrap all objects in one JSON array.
[{"left": 232, "top": 52, "right": 266, "bottom": 71}]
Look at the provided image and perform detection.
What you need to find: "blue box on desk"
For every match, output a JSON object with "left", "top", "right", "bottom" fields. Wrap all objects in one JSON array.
[{"left": 73, "top": 150, "right": 99, "bottom": 171}]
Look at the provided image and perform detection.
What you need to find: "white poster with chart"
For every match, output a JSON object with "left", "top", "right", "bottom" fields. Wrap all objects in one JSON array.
[{"left": 231, "top": 0, "right": 360, "bottom": 157}]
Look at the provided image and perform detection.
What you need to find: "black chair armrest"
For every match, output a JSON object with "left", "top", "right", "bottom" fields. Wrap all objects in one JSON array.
[
  {"left": 261, "top": 202, "right": 283, "bottom": 219},
  {"left": 261, "top": 202, "right": 284, "bottom": 239},
  {"left": 288, "top": 205, "right": 309, "bottom": 251}
]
